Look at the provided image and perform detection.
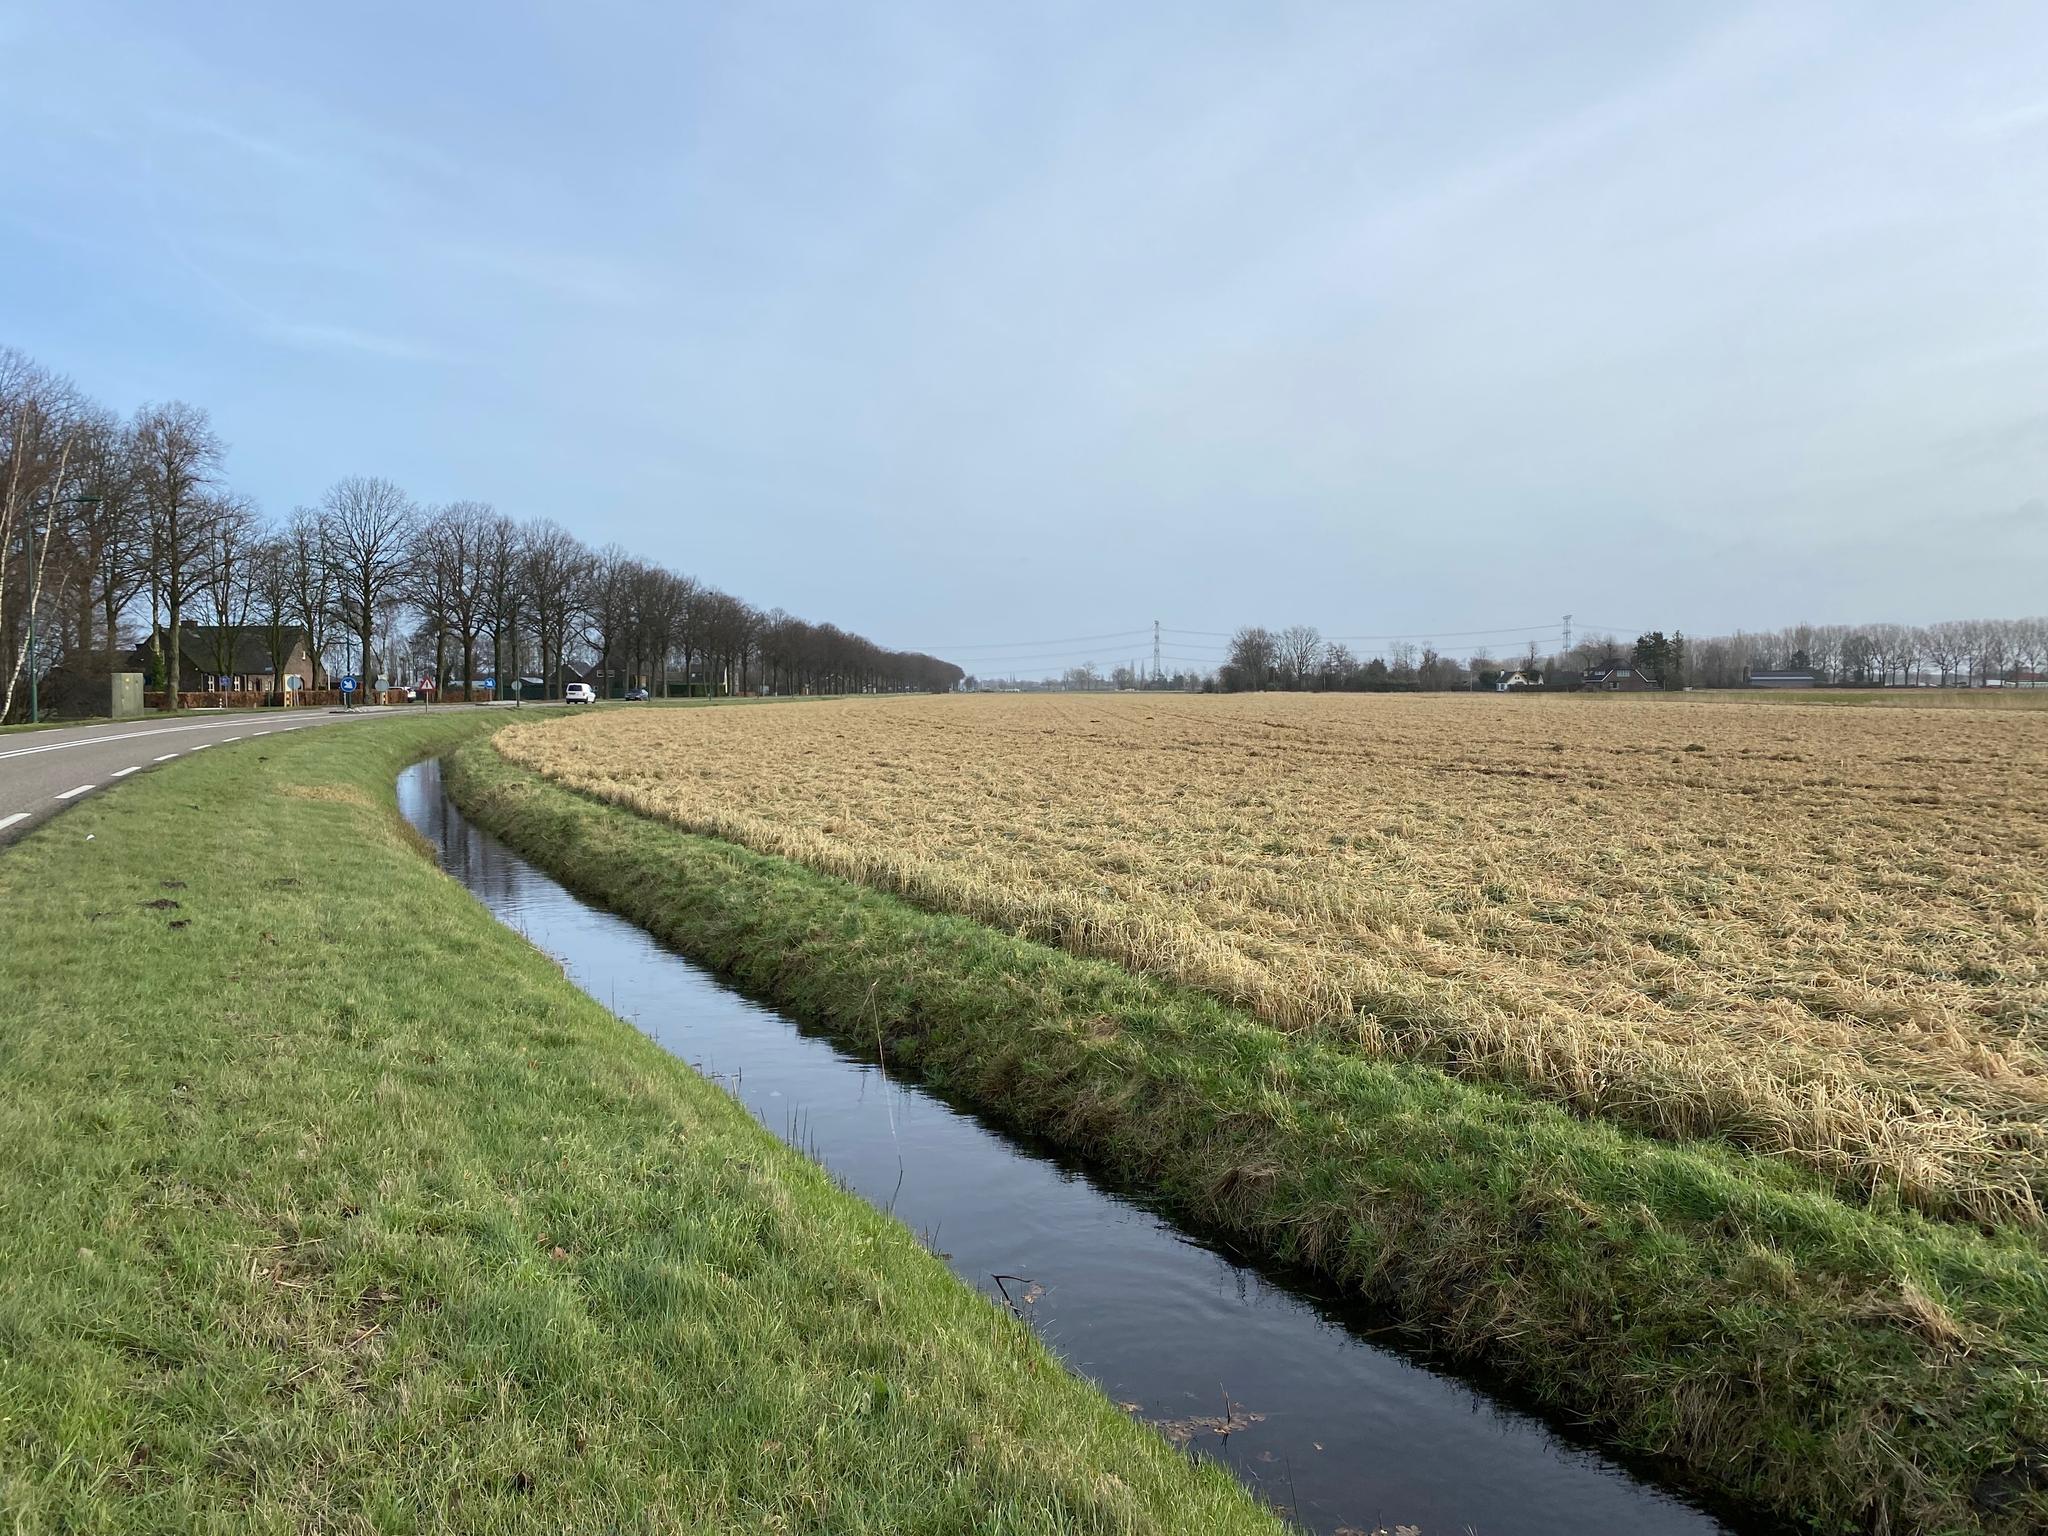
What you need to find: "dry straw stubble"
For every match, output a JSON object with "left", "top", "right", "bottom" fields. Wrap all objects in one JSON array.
[{"left": 500, "top": 692, "right": 2048, "bottom": 1226}]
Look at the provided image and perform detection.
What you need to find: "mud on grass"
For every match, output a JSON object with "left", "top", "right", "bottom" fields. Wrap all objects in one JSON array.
[
  {"left": 0, "top": 714, "right": 1277, "bottom": 1535},
  {"left": 450, "top": 732, "right": 2048, "bottom": 1536}
]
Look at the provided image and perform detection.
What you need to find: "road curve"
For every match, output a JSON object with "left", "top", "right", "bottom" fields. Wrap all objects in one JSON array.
[{"left": 0, "top": 705, "right": 550, "bottom": 848}]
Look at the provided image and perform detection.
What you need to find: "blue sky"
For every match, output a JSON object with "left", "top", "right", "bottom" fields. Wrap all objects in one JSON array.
[{"left": 3, "top": 2, "right": 2043, "bottom": 670}]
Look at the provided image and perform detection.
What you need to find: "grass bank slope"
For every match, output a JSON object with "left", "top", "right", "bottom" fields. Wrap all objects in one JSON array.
[
  {"left": 0, "top": 714, "right": 1275, "bottom": 1535},
  {"left": 450, "top": 733, "right": 2048, "bottom": 1536}
]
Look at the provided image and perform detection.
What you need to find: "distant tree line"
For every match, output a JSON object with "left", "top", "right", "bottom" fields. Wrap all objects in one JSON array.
[
  {"left": 1210, "top": 626, "right": 1478, "bottom": 692},
  {"left": 0, "top": 344, "right": 960, "bottom": 718},
  {"left": 1208, "top": 617, "right": 2048, "bottom": 694},
  {"left": 1673, "top": 619, "right": 2048, "bottom": 689},
  {"left": 1542, "top": 620, "right": 2048, "bottom": 690}
]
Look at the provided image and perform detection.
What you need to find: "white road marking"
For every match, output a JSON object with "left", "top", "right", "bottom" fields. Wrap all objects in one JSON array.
[
  {"left": 0, "top": 813, "right": 27, "bottom": 831},
  {"left": 191, "top": 743, "right": 211, "bottom": 751},
  {"left": 55, "top": 784, "right": 95, "bottom": 800},
  {"left": 153, "top": 753, "right": 179, "bottom": 762},
  {"left": 111, "top": 766, "right": 142, "bottom": 778},
  {"left": 221, "top": 736, "right": 241, "bottom": 743},
  {"left": 0, "top": 719, "right": 275, "bottom": 762},
  {"left": 252, "top": 730, "right": 269, "bottom": 736}
]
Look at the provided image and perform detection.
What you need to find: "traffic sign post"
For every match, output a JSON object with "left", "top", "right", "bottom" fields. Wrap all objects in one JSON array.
[{"left": 340, "top": 674, "right": 358, "bottom": 711}]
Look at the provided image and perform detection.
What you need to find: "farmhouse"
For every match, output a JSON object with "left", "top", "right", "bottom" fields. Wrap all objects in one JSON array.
[
  {"left": 125, "top": 623, "right": 315, "bottom": 694},
  {"left": 1580, "top": 665, "right": 1659, "bottom": 691}
]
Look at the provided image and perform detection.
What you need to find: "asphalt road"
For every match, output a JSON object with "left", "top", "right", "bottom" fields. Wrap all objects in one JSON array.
[{"left": 0, "top": 705, "right": 547, "bottom": 848}]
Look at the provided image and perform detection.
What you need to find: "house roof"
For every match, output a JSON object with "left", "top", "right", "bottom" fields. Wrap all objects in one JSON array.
[{"left": 128, "top": 625, "right": 310, "bottom": 676}]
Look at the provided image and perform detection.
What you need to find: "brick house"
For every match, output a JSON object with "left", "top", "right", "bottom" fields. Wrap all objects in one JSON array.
[{"left": 126, "top": 624, "right": 316, "bottom": 695}]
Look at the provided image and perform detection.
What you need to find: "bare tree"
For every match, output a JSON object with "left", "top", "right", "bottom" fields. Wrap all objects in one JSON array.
[
  {"left": 480, "top": 511, "right": 523, "bottom": 696},
  {"left": 1276, "top": 624, "right": 1324, "bottom": 689},
  {"left": 69, "top": 409, "right": 149, "bottom": 673},
  {"left": 430, "top": 501, "right": 494, "bottom": 701},
  {"left": 580, "top": 543, "right": 638, "bottom": 697},
  {"left": 321, "top": 476, "right": 417, "bottom": 690},
  {"left": 407, "top": 509, "right": 460, "bottom": 701},
  {"left": 131, "top": 401, "right": 225, "bottom": 698},
  {"left": 520, "top": 519, "right": 591, "bottom": 698},
  {"left": 197, "top": 493, "right": 262, "bottom": 686},
  {"left": 283, "top": 507, "right": 335, "bottom": 686},
  {"left": 247, "top": 533, "right": 302, "bottom": 693},
  {"left": 1225, "top": 626, "right": 1278, "bottom": 690},
  {"left": 1923, "top": 620, "right": 1968, "bottom": 687},
  {"left": 0, "top": 349, "right": 87, "bottom": 720}
]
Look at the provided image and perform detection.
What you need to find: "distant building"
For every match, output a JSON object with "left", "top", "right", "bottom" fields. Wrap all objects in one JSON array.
[
  {"left": 1580, "top": 665, "right": 1659, "bottom": 692},
  {"left": 1746, "top": 669, "right": 1818, "bottom": 689},
  {"left": 125, "top": 623, "right": 314, "bottom": 694}
]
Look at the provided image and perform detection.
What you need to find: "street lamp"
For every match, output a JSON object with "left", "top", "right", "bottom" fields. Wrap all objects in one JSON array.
[{"left": 25, "top": 494, "right": 100, "bottom": 725}]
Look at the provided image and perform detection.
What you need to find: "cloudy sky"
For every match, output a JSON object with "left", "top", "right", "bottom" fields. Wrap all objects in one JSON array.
[{"left": 3, "top": 2, "right": 2043, "bottom": 672}]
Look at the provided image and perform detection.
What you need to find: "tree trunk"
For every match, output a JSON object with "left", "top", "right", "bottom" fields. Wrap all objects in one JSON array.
[
  {"left": 103, "top": 587, "right": 121, "bottom": 674},
  {"left": 164, "top": 594, "right": 181, "bottom": 702}
]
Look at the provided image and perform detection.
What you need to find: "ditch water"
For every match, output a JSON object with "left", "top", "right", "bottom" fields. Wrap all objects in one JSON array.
[{"left": 399, "top": 758, "right": 1754, "bottom": 1536}]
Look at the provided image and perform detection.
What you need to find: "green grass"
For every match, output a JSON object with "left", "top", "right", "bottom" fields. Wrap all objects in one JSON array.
[
  {"left": 447, "top": 735, "right": 2048, "bottom": 1536},
  {"left": 0, "top": 714, "right": 1278, "bottom": 1535}
]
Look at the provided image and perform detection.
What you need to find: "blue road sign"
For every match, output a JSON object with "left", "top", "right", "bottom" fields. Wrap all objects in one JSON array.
[{"left": 340, "top": 674, "right": 358, "bottom": 694}]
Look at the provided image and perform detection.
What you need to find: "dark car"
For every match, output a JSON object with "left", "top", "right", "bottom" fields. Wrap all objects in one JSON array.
[{"left": 624, "top": 687, "right": 651, "bottom": 701}]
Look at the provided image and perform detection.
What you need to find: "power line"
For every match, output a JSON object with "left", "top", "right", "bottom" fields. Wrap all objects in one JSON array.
[
  {"left": 1168, "top": 620, "right": 1606, "bottom": 643},
  {"left": 905, "top": 627, "right": 1153, "bottom": 652},
  {"left": 925, "top": 614, "right": 1653, "bottom": 671}
]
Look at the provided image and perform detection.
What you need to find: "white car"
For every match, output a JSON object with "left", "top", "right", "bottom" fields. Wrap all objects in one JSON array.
[{"left": 564, "top": 683, "right": 597, "bottom": 704}]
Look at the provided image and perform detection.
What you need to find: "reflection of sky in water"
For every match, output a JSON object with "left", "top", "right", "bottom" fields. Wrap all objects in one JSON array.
[{"left": 402, "top": 761, "right": 1744, "bottom": 1536}]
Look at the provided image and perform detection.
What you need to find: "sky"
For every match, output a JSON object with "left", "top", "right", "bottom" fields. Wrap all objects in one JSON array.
[{"left": 3, "top": 2, "right": 2044, "bottom": 674}]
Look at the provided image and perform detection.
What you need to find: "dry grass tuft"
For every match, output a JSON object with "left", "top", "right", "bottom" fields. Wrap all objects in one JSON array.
[{"left": 500, "top": 693, "right": 2048, "bottom": 1225}]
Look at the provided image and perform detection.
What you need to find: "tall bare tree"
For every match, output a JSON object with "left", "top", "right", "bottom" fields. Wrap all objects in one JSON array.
[
  {"left": 69, "top": 408, "right": 148, "bottom": 672},
  {"left": 479, "top": 511, "right": 523, "bottom": 695},
  {"left": 197, "top": 493, "right": 263, "bottom": 686},
  {"left": 131, "top": 401, "right": 224, "bottom": 698},
  {"left": 418, "top": 500, "right": 494, "bottom": 701},
  {"left": 1276, "top": 624, "right": 1324, "bottom": 689},
  {"left": 519, "top": 519, "right": 590, "bottom": 699},
  {"left": 580, "top": 543, "right": 638, "bottom": 697},
  {"left": 1, "top": 348, "right": 86, "bottom": 720},
  {"left": 283, "top": 507, "right": 335, "bottom": 686},
  {"left": 321, "top": 475, "right": 417, "bottom": 690}
]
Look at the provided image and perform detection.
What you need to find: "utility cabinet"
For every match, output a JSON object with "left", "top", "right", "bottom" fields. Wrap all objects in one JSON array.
[{"left": 109, "top": 671, "right": 144, "bottom": 719}]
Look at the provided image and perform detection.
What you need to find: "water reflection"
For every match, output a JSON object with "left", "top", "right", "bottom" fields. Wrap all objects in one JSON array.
[{"left": 401, "top": 759, "right": 1749, "bottom": 1536}]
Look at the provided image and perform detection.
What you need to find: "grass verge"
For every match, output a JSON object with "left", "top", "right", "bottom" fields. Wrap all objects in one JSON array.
[
  {"left": 447, "top": 734, "right": 2048, "bottom": 1536},
  {"left": 0, "top": 714, "right": 1277, "bottom": 1535}
]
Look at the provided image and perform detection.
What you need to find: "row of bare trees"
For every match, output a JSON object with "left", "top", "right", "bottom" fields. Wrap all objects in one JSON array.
[
  {"left": 1214, "top": 625, "right": 1471, "bottom": 692},
  {"left": 1533, "top": 620, "right": 2048, "bottom": 689},
  {"left": 1209, "top": 615, "right": 2048, "bottom": 695},
  {"left": 1, "top": 345, "right": 960, "bottom": 718},
  {"left": 1675, "top": 619, "right": 2048, "bottom": 689},
  {"left": 0, "top": 347, "right": 246, "bottom": 718}
]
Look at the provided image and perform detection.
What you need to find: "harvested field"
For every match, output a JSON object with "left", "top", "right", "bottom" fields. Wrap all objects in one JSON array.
[{"left": 498, "top": 693, "right": 2048, "bottom": 1225}]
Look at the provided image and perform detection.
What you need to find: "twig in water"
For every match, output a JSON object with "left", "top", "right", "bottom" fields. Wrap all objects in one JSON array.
[{"left": 990, "top": 1273, "right": 1043, "bottom": 1318}]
